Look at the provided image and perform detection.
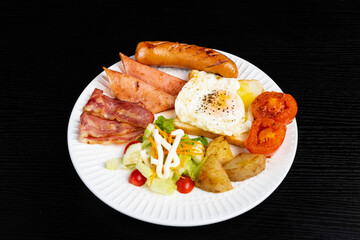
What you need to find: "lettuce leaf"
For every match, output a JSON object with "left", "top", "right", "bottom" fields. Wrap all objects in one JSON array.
[
  {"left": 147, "top": 177, "right": 177, "bottom": 195},
  {"left": 154, "top": 115, "right": 174, "bottom": 133},
  {"left": 135, "top": 161, "right": 153, "bottom": 178},
  {"left": 192, "top": 156, "right": 208, "bottom": 180},
  {"left": 177, "top": 154, "right": 205, "bottom": 181},
  {"left": 190, "top": 136, "right": 208, "bottom": 147},
  {"left": 105, "top": 158, "right": 121, "bottom": 170}
]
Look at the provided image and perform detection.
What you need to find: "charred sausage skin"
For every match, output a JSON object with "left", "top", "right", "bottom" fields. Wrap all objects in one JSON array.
[{"left": 135, "top": 41, "right": 238, "bottom": 78}]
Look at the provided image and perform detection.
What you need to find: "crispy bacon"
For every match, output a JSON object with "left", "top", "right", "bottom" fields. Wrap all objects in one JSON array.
[
  {"left": 79, "top": 130, "right": 144, "bottom": 145},
  {"left": 83, "top": 88, "right": 154, "bottom": 128},
  {"left": 79, "top": 112, "right": 143, "bottom": 138}
]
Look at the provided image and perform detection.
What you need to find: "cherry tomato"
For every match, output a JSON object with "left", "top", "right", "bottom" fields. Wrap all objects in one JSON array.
[
  {"left": 176, "top": 176, "right": 195, "bottom": 194},
  {"left": 129, "top": 169, "right": 147, "bottom": 187},
  {"left": 124, "top": 141, "right": 141, "bottom": 154},
  {"left": 244, "top": 117, "right": 287, "bottom": 157},
  {"left": 252, "top": 91, "right": 298, "bottom": 125}
]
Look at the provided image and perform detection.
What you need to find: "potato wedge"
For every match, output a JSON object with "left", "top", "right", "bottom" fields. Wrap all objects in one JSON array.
[
  {"left": 195, "top": 154, "right": 233, "bottom": 193},
  {"left": 223, "top": 153, "right": 266, "bottom": 182},
  {"left": 205, "top": 136, "right": 233, "bottom": 165}
]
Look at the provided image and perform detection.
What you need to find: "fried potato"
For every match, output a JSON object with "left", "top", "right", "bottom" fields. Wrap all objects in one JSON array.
[
  {"left": 195, "top": 154, "right": 233, "bottom": 193},
  {"left": 223, "top": 153, "right": 266, "bottom": 182},
  {"left": 205, "top": 136, "right": 233, "bottom": 165}
]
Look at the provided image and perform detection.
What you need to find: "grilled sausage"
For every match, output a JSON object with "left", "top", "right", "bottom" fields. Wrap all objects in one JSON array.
[{"left": 135, "top": 41, "right": 238, "bottom": 78}]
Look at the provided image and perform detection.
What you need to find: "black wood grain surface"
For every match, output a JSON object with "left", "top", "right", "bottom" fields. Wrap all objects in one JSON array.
[{"left": 1, "top": 1, "right": 359, "bottom": 239}]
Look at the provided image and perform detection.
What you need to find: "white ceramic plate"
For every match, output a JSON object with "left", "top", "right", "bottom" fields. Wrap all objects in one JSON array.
[{"left": 67, "top": 50, "right": 298, "bottom": 226}]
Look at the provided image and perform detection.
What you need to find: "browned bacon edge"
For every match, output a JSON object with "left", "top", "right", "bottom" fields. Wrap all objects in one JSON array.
[
  {"left": 79, "top": 112, "right": 143, "bottom": 138},
  {"left": 83, "top": 88, "right": 154, "bottom": 128},
  {"left": 79, "top": 129, "right": 144, "bottom": 145}
]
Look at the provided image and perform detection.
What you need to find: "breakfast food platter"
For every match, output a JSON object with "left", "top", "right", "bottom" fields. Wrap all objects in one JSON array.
[{"left": 67, "top": 48, "right": 298, "bottom": 226}]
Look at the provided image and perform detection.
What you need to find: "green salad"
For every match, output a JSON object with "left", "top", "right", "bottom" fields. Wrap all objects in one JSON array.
[{"left": 106, "top": 116, "right": 208, "bottom": 195}]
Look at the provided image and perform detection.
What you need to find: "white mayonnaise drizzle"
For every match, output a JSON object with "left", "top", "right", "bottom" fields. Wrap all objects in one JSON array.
[{"left": 150, "top": 129, "right": 185, "bottom": 179}]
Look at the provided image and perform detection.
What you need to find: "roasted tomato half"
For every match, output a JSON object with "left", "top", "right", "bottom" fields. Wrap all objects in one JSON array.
[
  {"left": 244, "top": 118, "right": 287, "bottom": 157},
  {"left": 251, "top": 91, "right": 298, "bottom": 125}
]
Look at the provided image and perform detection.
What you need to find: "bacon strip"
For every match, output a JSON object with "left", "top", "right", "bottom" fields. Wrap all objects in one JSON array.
[
  {"left": 83, "top": 88, "right": 154, "bottom": 128},
  {"left": 79, "top": 112, "right": 143, "bottom": 138},
  {"left": 79, "top": 129, "right": 144, "bottom": 145}
]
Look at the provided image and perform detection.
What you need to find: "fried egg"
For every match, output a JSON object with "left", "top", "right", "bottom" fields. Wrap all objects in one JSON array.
[{"left": 175, "top": 71, "right": 255, "bottom": 137}]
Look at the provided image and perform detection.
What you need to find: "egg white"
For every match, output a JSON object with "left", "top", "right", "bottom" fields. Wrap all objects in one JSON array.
[{"left": 175, "top": 71, "right": 252, "bottom": 137}]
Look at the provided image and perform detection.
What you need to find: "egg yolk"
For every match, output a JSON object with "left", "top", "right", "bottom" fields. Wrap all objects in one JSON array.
[
  {"left": 195, "top": 90, "right": 235, "bottom": 116},
  {"left": 237, "top": 82, "right": 256, "bottom": 111}
]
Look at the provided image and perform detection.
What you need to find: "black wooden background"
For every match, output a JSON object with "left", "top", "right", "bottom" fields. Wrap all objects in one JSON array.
[{"left": 1, "top": 0, "right": 360, "bottom": 239}]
